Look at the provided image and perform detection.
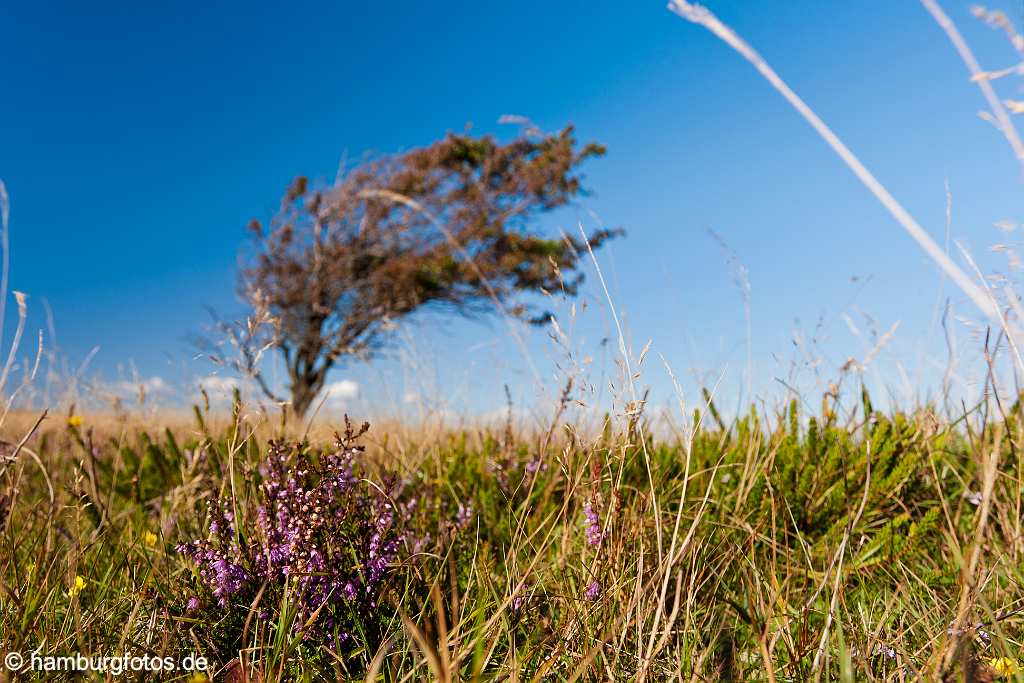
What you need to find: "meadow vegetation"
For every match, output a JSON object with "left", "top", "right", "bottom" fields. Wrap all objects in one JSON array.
[{"left": 2, "top": 386, "right": 1023, "bottom": 681}]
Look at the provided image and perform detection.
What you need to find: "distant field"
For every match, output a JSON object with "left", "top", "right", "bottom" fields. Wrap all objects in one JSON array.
[{"left": 1, "top": 392, "right": 1021, "bottom": 681}]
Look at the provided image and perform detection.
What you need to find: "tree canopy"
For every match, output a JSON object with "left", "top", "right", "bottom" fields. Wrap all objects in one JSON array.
[{"left": 239, "top": 125, "right": 620, "bottom": 417}]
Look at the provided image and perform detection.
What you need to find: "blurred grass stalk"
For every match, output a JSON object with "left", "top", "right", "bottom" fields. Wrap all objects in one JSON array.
[{"left": 667, "top": 0, "right": 1020, "bottom": 365}]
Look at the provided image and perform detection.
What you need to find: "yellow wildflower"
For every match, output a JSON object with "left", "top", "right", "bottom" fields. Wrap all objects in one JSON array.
[
  {"left": 67, "top": 415, "right": 83, "bottom": 428},
  {"left": 990, "top": 656, "right": 1019, "bottom": 677},
  {"left": 143, "top": 531, "right": 158, "bottom": 548},
  {"left": 68, "top": 575, "right": 86, "bottom": 598},
  {"left": 187, "top": 674, "right": 209, "bottom": 683}
]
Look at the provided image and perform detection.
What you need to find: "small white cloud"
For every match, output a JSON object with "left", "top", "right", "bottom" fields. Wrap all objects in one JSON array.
[
  {"left": 108, "top": 376, "right": 170, "bottom": 397},
  {"left": 323, "top": 379, "right": 359, "bottom": 402},
  {"left": 141, "top": 376, "right": 168, "bottom": 393},
  {"left": 198, "top": 375, "right": 241, "bottom": 396}
]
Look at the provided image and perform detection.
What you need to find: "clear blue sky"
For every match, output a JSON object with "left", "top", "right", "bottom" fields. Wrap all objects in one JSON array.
[{"left": 3, "top": 1, "right": 1024, "bottom": 418}]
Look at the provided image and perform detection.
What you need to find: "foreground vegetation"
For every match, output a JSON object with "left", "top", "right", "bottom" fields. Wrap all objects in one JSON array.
[{"left": 1, "top": 390, "right": 1023, "bottom": 681}]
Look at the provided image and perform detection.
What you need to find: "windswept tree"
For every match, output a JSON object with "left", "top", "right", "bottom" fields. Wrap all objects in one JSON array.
[{"left": 238, "top": 125, "right": 620, "bottom": 417}]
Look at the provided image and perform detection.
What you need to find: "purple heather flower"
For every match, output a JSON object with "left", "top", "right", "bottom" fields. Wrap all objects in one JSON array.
[
  {"left": 584, "top": 580, "right": 601, "bottom": 601},
  {"left": 489, "top": 460, "right": 510, "bottom": 492},
  {"left": 186, "top": 597, "right": 201, "bottom": 613},
  {"left": 873, "top": 644, "right": 896, "bottom": 660},
  {"left": 583, "top": 503, "right": 603, "bottom": 547},
  {"left": 511, "top": 582, "right": 528, "bottom": 611},
  {"left": 455, "top": 503, "right": 474, "bottom": 530},
  {"left": 175, "top": 542, "right": 249, "bottom": 606},
  {"left": 411, "top": 533, "right": 432, "bottom": 555},
  {"left": 177, "top": 431, "right": 413, "bottom": 646}
]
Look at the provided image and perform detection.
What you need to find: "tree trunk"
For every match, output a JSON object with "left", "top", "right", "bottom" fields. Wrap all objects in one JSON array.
[
  {"left": 289, "top": 374, "right": 323, "bottom": 419},
  {"left": 289, "top": 344, "right": 332, "bottom": 419}
]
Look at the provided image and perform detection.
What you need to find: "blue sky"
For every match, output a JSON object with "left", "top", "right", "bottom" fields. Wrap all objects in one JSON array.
[{"left": 3, "top": 1, "right": 1024, "bottom": 418}]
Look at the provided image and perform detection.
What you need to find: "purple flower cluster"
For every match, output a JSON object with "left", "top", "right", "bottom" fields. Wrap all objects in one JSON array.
[
  {"left": 511, "top": 582, "right": 529, "bottom": 611},
  {"left": 488, "top": 451, "right": 548, "bottom": 494},
  {"left": 581, "top": 499, "right": 606, "bottom": 602},
  {"left": 177, "top": 425, "right": 407, "bottom": 646},
  {"left": 455, "top": 503, "right": 474, "bottom": 531},
  {"left": 177, "top": 500, "right": 249, "bottom": 606},
  {"left": 583, "top": 502, "right": 603, "bottom": 547}
]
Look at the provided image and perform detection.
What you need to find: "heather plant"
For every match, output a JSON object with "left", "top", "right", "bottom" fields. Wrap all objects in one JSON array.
[{"left": 176, "top": 420, "right": 411, "bottom": 658}]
